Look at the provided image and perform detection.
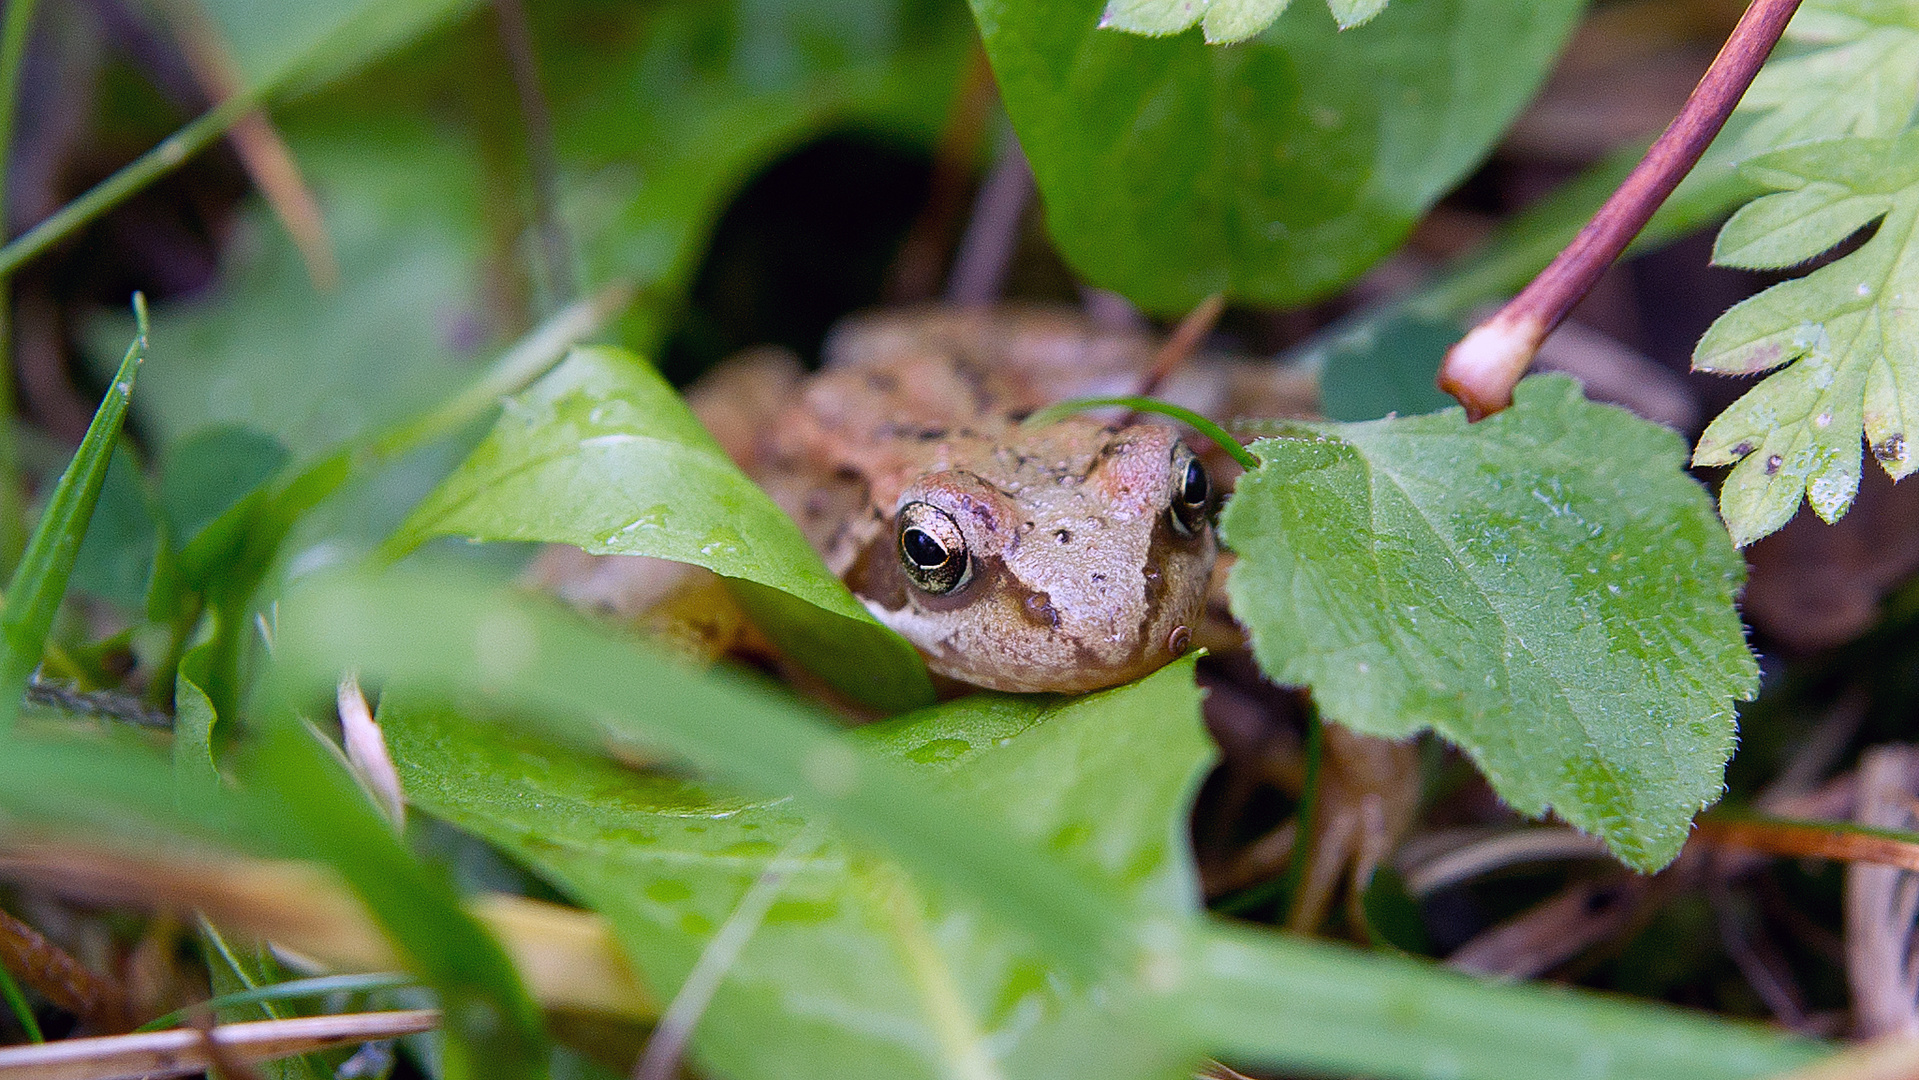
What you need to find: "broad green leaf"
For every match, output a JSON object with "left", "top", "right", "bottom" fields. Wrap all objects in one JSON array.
[
  {"left": 1731, "top": 1, "right": 1919, "bottom": 161},
  {"left": 392, "top": 346, "right": 933, "bottom": 712},
  {"left": 1183, "top": 920, "right": 1824, "bottom": 1080},
  {"left": 268, "top": 566, "right": 1838, "bottom": 1080},
  {"left": 381, "top": 658, "right": 1210, "bottom": 1080},
  {"left": 1693, "top": 132, "right": 1919, "bottom": 545},
  {"left": 270, "top": 568, "right": 1135, "bottom": 976},
  {"left": 973, "top": 0, "right": 1582, "bottom": 309},
  {"left": 0, "top": 317, "right": 144, "bottom": 731},
  {"left": 1221, "top": 376, "right": 1756, "bottom": 871}
]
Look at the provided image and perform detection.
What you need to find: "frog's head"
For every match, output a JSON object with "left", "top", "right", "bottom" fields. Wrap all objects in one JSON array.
[{"left": 849, "top": 419, "right": 1216, "bottom": 694}]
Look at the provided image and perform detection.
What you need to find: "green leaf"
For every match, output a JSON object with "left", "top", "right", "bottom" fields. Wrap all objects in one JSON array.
[
  {"left": 266, "top": 566, "right": 1836, "bottom": 1080},
  {"left": 173, "top": 641, "right": 225, "bottom": 804},
  {"left": 973, "top": 0, "right": 1582, "bottom": 309},
  {"left": 1310, "top": 311, "right": 1463, "bottom": 421},
  {"left": 1731, "top": 1, "right": 1919, "bottom": 161},
  {"left": 0, "top": 309, "right": 145, "bottom": 731},
  {"left": 1221, "top": 376, "right": 1757, "bottom": 871},
  {"left": 68, "top": 446, "right": 161, "bottom": 612},
  {"left": 391, "top": 346, "right": 933, "bottom": 712},
  {"left": 246, "top": 723, "right": 551, "bottom": 1080},
  {"left": 381, "top": 659, "right": 1210, "bottom": 1080},
  {"left": 200, "top": 0, "right": 482, "bottom": 101},
  {"left": 1098, "top": 0, "right": 1390, "bottom": 43},
  {"left": 1693, "top": 132, "right": 1919, "bottom": 545},
  {"left": 1182, "top": 920, "right": 1824, "bottom": 1080},
  {"left": 270, "top": 568, "right": 1133, "bottom": 977},
  {"left": 161, "top": 425, "right": 292, "bottom": 585}
]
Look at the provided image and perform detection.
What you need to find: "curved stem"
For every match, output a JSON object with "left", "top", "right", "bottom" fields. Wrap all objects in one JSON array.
[
  {"left": 1438, "top": 0, "right": 1804, "bottom": 421},
  {"left": 1023, "top": 395, "right": 1262, "bottom": 470}
]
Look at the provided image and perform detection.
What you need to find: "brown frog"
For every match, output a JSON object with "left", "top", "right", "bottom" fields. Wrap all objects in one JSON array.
[{"left": 537, "top": 304, "right": 1317, "bottom": 694}]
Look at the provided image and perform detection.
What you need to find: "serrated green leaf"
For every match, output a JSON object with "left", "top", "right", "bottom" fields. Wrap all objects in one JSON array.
[
  {"left": 975, "top": 0, "right": 1582, "bottom": 310},
  {"left": 1221, "top": 376, "right": 1756, "bottom": 871},
  {"left": 1095, "top": 0, "right": 1390, "bottom": 44},
  {"left": 392, "top": 345, "right": 932, "bottom": 712},
  {"left": 1694, "top": 132, "right": 1919, "bottom": 543},
  {"left": 1203, "top": 0, "right": 1294, "bottom": 44},
  {"left": 1324, "top": 0, "right": 1388, "bottom": 28},
  {"left": 1732, "top": 1, "right": 1919, "bottom": 161},
  {"left": 381, "top": 658, "right": 1210, "bottom": 1080}
]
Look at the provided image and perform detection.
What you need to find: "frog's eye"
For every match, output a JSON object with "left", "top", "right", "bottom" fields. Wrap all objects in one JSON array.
[
  {"left": 898, "top": 502, "right": 971, "bottom": 595},
  {"left": 1170, "top": 450, "right": 1210, "bottom": 537}
]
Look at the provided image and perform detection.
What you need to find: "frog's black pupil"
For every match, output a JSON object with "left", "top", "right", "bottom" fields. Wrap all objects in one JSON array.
[
  {"left": 1182, "top": 459, "right": 1209, "bottom": 506},
  {"left": 902, "top": 527, "right": 948, "bottom": 568}
]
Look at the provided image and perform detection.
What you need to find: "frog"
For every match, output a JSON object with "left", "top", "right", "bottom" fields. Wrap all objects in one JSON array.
[{"left": 533, "top": 303, "right": 1319, "bottom": 695}]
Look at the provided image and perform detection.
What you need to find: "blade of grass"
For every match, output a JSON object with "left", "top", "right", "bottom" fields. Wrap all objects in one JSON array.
[
  {"left": 0, "top": 959, "right": 43, "bottom": 1043},
  {"left": 247, "top": 722, "right": 549, "bottom": 1080},
  {"left": 0, "top": 94, "right": 259, "bottom": 280},
  {"left": 1023, "top": 396, "right": 1261, "bottom": 470},
  {"left": 0, "top": 0, "right": 44, "bottom": 573},
  {"left": 138, "top": 972, "right": 416, "bottom": 1033},
  {"left": 267, "top": 567, "right": 1136, "bottom": 981},
  {"left": 0, "top": 295, "right": 147, "bottom": 731},
  {"left": 1182, "top": 919, "right": 1827, "bottom": 1080}
]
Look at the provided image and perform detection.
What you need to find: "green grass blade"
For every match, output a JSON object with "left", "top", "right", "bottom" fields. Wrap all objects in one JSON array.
[
  {"left": 0, "top": 958, "right": 42, "bottom": 1043},
  {"left": 1181, "top": 920, "right": 1827, "bottom": 1080},
  {"left": 137, "top": 972, "right": 415, "bottom": 1034},
  {"left": 0, "top": 295, "right": 147, "bottom": 730},
  {"left": 247, "top": 723, "right": 550, "bottom": 1080},
  {"left": 269, "top": 567, "right": 1133, "bottom": 980}
]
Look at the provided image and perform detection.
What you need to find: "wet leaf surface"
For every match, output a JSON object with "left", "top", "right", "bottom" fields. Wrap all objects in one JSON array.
[{"left": 1222, "top": 376, "right": 1757, "bottom": 870}]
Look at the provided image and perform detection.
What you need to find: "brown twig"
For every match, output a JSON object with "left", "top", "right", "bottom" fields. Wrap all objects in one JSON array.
[
  {"left": 1695, "top": 814, "right": 1919, "bottom": 874},
  {"left": 168, "top": 0, "right": 338, "bottom": 290},
  {"left": 491, "top": 0, "right": 573, "bottom": 306},
  {"left": 0, "top": 903, "right": 126, "bottom": 1026},
  {"left": 887, "top": 43, "right": 997, "bottom": 303},
  {"left": 188, "top": 1007, "right": 268, "bottom": 1080},
  {"left": 1437, "top": 0, "right": 1804, "bottom": 420},
  {"left": 1134, "top": 294, "right": 1225, "bottom": 399},
  {"left": 945, "top": 141, "right": 1034, "bottom": 307},
  {"left": 0, "top": 1009, "right": 439, "bottom": 1079}
]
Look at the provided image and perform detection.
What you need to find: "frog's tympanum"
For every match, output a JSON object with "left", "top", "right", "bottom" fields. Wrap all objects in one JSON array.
[{"left": 539, "top": 305, "right": 1317, "bottom": 695}]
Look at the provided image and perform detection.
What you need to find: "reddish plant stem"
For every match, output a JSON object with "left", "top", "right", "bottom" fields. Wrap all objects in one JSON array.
[
  {"left": 1438, "top": 0, "right": 1804, "bottom": 420},
  {"left": 1136, "top": 293, "right": 1225, "bottom": 398},
  {"left": 492, "top": 0, "right": 573, "bottom": 306},
  {"left": 0, "top": 904, "right": 126, "bottom": 1026}
]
